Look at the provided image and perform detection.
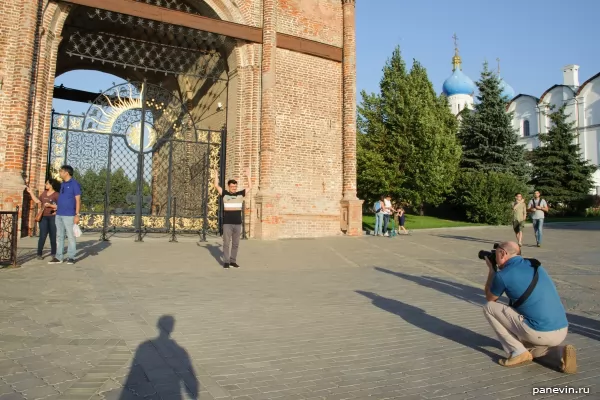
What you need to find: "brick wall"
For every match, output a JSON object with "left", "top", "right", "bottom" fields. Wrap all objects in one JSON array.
[
  {"left": 0, "top": 0, "right": 357, "bottom": 239},
  {"left": 273, "top": 48, "right": 343, "bottom": 238}
]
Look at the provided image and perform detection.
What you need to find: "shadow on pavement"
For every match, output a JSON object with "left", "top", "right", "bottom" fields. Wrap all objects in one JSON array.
[
  {"left": 198, "top": 243, "right": 222, "bottom": 265},
  {"left": 356, "top": 290, "right": 502, "bottom": 361},
  {"left": 374, "top": 267, "right": 600, "bottom": 342},
  {"left": 433, "top": 234, "right": 499, "bottom": 244},
  {"left": 118, "top": 315, "right": 199, "bottom": 399}
]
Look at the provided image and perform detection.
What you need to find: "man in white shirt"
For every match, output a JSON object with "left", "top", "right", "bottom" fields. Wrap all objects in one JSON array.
[{"left": 382, "top": 195, "right": 394, "bottom": 237}]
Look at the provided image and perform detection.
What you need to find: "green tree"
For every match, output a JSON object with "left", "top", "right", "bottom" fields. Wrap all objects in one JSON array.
[
  {"left": 529, "top": 104, "right": 597, "bottom": 211},
  {"left": 457, "top": 62, "right": 529, "bottom": 181},
  {"left": 452, "top": 170, "right": 529, "bottom": 225},
  {"left": 357, "top": 46, "right": 462, "bottom": 212}
]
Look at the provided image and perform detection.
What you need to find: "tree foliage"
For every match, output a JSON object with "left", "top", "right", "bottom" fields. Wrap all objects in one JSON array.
[
  {"left": 357, "top": 46, "right": 462, "bottom": 212},
  {"left": 529, "top": 104, "right": 597, "bottom": 211},
  {"left": 73, "top": 168, "right": 151, "bottom": 212},
  {"left": 457, "top": 62, "right": 529, "bottom": 181},
  {"left": 452, "top": 170, "right": 529, "bottom": 225}
]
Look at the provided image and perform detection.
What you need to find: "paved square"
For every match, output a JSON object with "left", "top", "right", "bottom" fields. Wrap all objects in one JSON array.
[{"left": 1, "top": 222, "right": 599, "bottom": 400}]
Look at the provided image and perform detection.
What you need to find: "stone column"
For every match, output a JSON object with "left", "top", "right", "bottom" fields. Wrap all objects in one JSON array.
[
  {"left": 254, "top": 0, "right": 279, "bottom": 239},
  {"left": 0, "top": 0, "right": 41, "bottom": 219},
  {"left": 340, "top": 0, "right": 363, "bottom": 235}
]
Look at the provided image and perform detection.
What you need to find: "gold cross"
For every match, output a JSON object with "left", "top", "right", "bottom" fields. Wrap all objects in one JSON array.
[{"left": 452, "top": 33, "right": 459, "bottom": 50}]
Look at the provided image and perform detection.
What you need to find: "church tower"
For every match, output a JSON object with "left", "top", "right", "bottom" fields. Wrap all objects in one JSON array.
[{"left": 442, "top": 34, "right": 476, "bottom": 116}]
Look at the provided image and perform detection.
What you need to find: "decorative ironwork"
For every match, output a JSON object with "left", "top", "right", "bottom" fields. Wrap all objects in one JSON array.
[
  {"left": 65, "top": 30, "right": 226, "bottom": 80},
  {"left": 48, "top": 82, "right": 224, "bottom": 240},
  {"left": 0, "top": 207, "right": 19, "bottom": 267}
]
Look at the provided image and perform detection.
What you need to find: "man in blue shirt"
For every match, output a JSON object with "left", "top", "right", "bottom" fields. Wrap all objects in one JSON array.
[
  {"left": 482, "top": 241, "right": 576, "bottom": 373},
  {"left": 48, "top": 165, "right": 81, "bottom": 265}
]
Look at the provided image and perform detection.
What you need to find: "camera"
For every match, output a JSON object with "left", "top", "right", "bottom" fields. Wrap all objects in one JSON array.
[{"left": 478, "top": 243, "right": 500, "bottom": 271}]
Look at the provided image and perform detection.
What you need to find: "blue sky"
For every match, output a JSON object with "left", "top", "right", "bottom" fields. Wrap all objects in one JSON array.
[
  {"left": 54, "top": 0, "right": 599, "bottom": 114},
  {"left": 356, "top": 0, "right": 599, "bottom": 99}
]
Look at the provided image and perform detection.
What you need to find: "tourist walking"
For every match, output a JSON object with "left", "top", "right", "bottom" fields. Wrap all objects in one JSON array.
[
  {"left": 49, "top": 165, "right": 81, "bottom": 265},
  {"left": 26, "top": 179, "right": 60, "bottom": 260},
  {"left": 512, "top": 193, "right": 527, "bottom": 247},
  {"left": 212, "top": 168, "right": 251, "bottom": 269},
  {"left": 528, "top": 190, "right": 548, "bottom": 247}
]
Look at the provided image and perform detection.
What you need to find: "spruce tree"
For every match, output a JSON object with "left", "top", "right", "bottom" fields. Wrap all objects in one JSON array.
[
  {"left": 357, "top": 46, "right": 462, "bottom": 210},
  {"left": 529, "top": 104, "right": 597, "bottom": 207},
  {"left": 457, "top": 62, "right": 529, "bottom": 181}
]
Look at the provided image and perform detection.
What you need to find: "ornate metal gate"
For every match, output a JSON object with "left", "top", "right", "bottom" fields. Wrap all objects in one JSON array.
[{"left": 48, "top": 81, "right": 224, "bottom": 241}]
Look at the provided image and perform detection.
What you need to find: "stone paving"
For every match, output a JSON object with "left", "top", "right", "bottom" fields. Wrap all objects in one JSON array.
[{"left": 1, "top": 222, "right": 599, "bottom": 400}]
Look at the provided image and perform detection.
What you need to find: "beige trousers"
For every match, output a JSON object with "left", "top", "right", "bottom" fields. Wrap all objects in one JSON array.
[{"left": 483, "top": 301, "right": 567, "bottom": 365}]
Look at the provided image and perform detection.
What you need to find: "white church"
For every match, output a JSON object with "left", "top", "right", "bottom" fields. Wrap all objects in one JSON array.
[{"left": 442, "top": 41, "right": 600, "bottom": 194}]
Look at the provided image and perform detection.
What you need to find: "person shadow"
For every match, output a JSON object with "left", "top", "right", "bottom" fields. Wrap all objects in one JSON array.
[
  {"left": 356, "top": 290, "right": 502, "bottom": 361},
  {"left": 374, "top": 267, "right": 600, "bottom": 342},
  {"left": 197, "top": 243, "right": 222, "bottom": 264},
  {"left": 119, "top": 315, "right": 199, "bottom": 399}
]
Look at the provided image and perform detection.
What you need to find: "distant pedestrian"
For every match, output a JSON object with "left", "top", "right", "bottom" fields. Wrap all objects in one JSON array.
[
  {"left": 49, "top": 165, "right": 81, "bottom": 265},
  {"left": 395, "top": 206, "right": 409, "bottom": 235},
  {"left": 26, "top": 179, "right": 60, "bottom": 260},
  {"left": 373, "top": 196, "right": 384, "bottom": 236},
  {"left": 527, "top": 190, "right": 548, "bottom": 247},
  {"left": 212, "top": 168, "right": 251, "bottom": 269},
  {"left": 512, "top": 193, "right": 527, "bottom": 247},
  {"left": 382, "top": 195, "right": 394, "bottom": 237}
]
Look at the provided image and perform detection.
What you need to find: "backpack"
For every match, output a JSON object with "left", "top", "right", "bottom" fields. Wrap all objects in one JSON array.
[
  {"left": 530, "top": 198, "right": 548, "bottom": 216},
  {"left": 373, "top": 201, "right": 381, "bottom": 213}
]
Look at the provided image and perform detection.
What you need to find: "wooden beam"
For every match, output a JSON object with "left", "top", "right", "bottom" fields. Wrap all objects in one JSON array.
[
  {"left": 63, "top": 0, "right": 263, "bottom": 43},
  {"left": 61, "top": 0, "right": 343, "bottom": 63},
  {"left": 278, "top": 34, "right": 343, "bottom": 63}
]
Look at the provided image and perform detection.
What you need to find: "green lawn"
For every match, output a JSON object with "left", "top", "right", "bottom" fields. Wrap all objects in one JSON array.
[
  {"left": 363, "top": 214, "right": 483, "bottom": 231},
  {"left": 363, "top": 214, "right": 600, "bottom": 231}
]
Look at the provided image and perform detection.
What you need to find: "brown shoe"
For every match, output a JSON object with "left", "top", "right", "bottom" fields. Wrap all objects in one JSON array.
[
  {"left": 498, "top": 351, "right": 533, "bottom": 367},
  {"left": 560, "top": 345, "right": 577, "bottom": 374}
]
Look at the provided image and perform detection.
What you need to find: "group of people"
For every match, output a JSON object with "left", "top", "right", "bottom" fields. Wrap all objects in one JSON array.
[
  {"left": 372, "top": 195, "right": 409, "bottom": 236},
  {"left": 511, "top": 190, "right": 549, "bottom": 247},
  {"left": 27, "top": 165, "right": 81, "bottom": 264}
]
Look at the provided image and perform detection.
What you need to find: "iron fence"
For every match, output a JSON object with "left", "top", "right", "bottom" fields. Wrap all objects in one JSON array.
[{"left": 0, "top": 207, "right": 19, "bottom": 267}]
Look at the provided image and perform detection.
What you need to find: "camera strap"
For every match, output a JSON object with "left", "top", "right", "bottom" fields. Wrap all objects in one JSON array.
[{"left": 509, "top": 258, "right": 541, "bottom": 309}]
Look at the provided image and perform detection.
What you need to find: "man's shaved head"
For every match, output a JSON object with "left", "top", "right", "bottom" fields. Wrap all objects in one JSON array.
[{"left": 500, "top": 241, "right": 520, "bottom": 256}]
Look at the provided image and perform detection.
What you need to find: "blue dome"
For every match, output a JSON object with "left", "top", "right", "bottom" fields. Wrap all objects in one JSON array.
[
  {"left": 442, "top": 69, "right": 476, "bottom": 96},
  {"left": 499, "top": 77, "right": 515, "bottom": 100}
]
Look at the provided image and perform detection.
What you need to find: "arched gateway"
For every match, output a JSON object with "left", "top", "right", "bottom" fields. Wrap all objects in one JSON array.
[{"left": 0, "top": 0, "right": 363, "bottom": 240}]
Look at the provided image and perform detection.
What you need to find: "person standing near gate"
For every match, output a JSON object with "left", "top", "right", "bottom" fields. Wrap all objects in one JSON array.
[
  {"left": 26, "top": 179, "right": 60, "bottom": 260},
  {"left": 212, "top": 167, "right": 251, "bottom": 269},
  {"left": 49, "top": 165, "right": 81, "bottom": 265}
]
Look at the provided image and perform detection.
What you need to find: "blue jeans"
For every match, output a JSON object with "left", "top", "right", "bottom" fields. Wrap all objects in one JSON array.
[
  {"left": 532, "top": 218, "right": 544, "bottom": 244},
  {"left": 37, "top": 216, "right": 57, "bottom": 256},
  {"left": 374, "top": 212, "right": 384, "bottom": 235},
  {"left": 383, "top": 214, "right": 390, "bottom": 234},
  {"left": 56, "top": 215, "right": 77, "bottom": 260}
]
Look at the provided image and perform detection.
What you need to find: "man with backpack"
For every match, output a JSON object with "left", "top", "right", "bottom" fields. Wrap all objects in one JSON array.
[
  {"left": 528, "top": 190, "right": 549, "bottom": 247},
  {"left": 373, "top": 196, "right": 384, "bottom": 236}
]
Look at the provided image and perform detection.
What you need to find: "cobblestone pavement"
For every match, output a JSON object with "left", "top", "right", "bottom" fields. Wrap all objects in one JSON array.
[{"left": 1, "top": 222, "right": 599, "bottom": 400}]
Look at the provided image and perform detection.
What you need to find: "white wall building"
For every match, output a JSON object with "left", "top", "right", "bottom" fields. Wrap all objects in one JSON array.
[{"left": 507, "top": 65, "right": 600, "bottom": 194}]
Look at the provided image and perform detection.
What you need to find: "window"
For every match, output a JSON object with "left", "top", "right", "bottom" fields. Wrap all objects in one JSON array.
[
  {"left": 523, "top": 119, "right": 530, "bottom": 137},
  {"left": 457, "top": 104, "right": 461, "bottom": 112}
]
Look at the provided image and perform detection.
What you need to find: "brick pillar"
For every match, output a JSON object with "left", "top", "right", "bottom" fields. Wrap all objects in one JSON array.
[
  {"left": 340, "top": 0, "right": 363, "bottom": 235},
  {"left": 254, "top": 0, "right": 279, "bottom": 239},
  {"left": 0, "top": 0, "right": 40, "bottom": 219}
]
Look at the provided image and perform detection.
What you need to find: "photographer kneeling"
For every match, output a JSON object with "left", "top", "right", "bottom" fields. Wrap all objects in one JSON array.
[{"left": 482, "top": 241, "right": 576, "bottom": 373}]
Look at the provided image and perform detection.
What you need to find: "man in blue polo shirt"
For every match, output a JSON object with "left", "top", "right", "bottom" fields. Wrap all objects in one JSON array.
[
  {"left": 48, "top": 165, "right": 81, "bottom": 265},
  {"left": 482, "top": 241, "right": 576, "bottom": 373}
]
